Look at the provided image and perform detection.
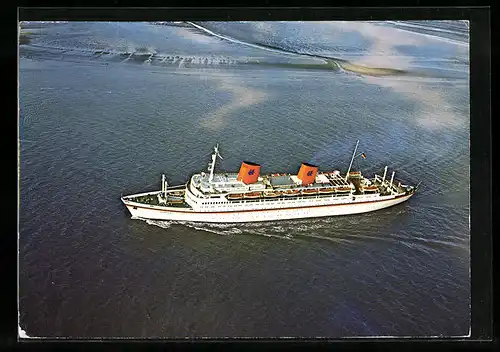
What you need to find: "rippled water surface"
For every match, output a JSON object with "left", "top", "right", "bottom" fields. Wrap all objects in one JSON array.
[{"left": 19, "top": 21, "right": 470, "bottom": 338}]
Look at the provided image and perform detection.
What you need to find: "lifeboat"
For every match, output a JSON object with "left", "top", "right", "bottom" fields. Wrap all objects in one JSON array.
[
  {"left": 227, "top": 193, "right": 244, "bottom": 200},
  {"left": 168, "top": 198, "right": 184, "bottom": 204},
  {"left": 301, "top": 189, "right": 318, "bottom": 195},
  {"left": 319, "top": 187, "right": 335, "bottom": 194},
  {"left": 335, "top": 186, "right": 352, "bottom": 192},
  {"left": 263, "top": 191, "right": 281, "bottom": 198},
  {"left": 169, "top": 191, "right": 185, "bottom": 196},
  {"left": 244, "top": 192, "right": 262, "bottom": 199},
  {"left": 283, "top": 189, "right": 300, "bottom": 196},
  {"left": 362, "top": 185, "right": 379, "bottom": 192}
]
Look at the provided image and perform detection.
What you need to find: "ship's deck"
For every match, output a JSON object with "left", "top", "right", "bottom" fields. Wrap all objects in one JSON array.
[
  {"left": 194, "top": 171, "right": 354, "bottom": 193},
  {"left": 126, "top": 193, "right": 191, "bottom": 208},
  {"left": 370, "top": 178, "right": 407, "bottom": 195},
  {"left": 269, "top": 175, "right": 296, "bottom": 187},
  {"left": 211, "top": 173, "right": 238, "bottom": 183}
]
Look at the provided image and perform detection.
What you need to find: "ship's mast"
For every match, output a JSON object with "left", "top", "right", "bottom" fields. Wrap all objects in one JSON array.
[
  {"left": 208, "top": 144, "right": 223, "bottom": 183},
  {"left": 160, "top": 174, "right": 169, "bottom": 197},
  {"left": 382, "top": 166, "right": 388, "bottom": 183},
  {"left": 345, "top": 140, "right": 359, "bottom": 181}
]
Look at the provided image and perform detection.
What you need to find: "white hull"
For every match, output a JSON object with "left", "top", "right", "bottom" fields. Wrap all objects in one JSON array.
[{"left": 122, "top": 193, "right": 413, "bottom": 223}]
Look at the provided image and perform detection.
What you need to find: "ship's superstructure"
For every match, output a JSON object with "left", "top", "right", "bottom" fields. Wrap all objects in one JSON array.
[{"left": 121, "top": 142, "right": 418, "bottom": 223}]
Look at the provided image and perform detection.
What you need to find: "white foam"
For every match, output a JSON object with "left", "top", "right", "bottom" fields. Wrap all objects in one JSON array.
[
  {"left": 145, "top": 219, "right": 172, "bottom": 229},
  {"left": 193, "top": 226, "right": 241, "bottom": 236},
  {"left": 142, "top": 217, "right": 299, "bottom": 239}
]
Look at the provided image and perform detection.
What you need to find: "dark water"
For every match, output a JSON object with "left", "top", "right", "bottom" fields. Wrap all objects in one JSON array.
[{"left": 19, "top": 21, "right": 470, "bottom": 338}]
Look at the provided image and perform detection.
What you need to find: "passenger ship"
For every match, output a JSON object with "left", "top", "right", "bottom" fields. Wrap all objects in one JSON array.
[{"left": 121, "top": 141, "right": 419, "bottom": 223}]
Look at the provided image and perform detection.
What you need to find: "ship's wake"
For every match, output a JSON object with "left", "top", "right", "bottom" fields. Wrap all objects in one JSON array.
[
  {"left": 144, "top": 219, "right": 294, "bottom": 239},
  {"left": 141, "top": 206, "right": 467, "bottom": 253},
  {"left": 142, "top": 216, "right": 384, "bottom": 245},
  {"left": 141, "top": 214, "right": 398, "bottom": 245}
]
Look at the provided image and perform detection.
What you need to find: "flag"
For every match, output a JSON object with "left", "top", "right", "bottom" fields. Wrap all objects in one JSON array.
[{"left": 361, "top": 153, "right": 367, "bottom": 159}]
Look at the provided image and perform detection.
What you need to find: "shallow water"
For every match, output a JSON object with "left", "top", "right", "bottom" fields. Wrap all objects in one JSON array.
[{"left": 19, "top": 21, "right": 469, "bottom": 338}]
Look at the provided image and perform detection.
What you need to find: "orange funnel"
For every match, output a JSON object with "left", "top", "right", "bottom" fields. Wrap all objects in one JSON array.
[
  {"left": 237, "top": 161, "right": 261, "bottom": 184},
  {"left": 297, "top": 163, "right": 318, "bottom": 185}
]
